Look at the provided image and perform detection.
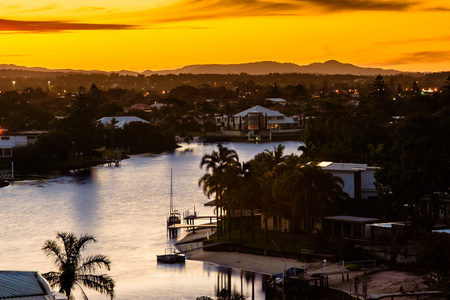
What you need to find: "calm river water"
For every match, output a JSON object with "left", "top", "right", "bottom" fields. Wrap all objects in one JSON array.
[{"left": 0, "top": 141, "right": 343, "bottom": 300}]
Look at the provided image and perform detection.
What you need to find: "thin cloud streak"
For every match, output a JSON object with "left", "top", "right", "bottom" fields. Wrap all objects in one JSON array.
[
  {"left": 381, "top": 51, "right": 450, "bottom": 65},
  {"left": 299, "top": 0, "right": 418, "bottom": 12},
  {"left": 76, "top": 6, "right": 109, "bottom": 12},
  {"left": 375, "top": 35, "right": 450, "bottom": 46},
  {"left": 143, "top": 0, "right": 421, "bottom": 24},
  {"left": 21, "top": 4, "right": 59, "bottom": 13},
  {"left": 0, "top": 19, "right": 138, "bottom": 33}
]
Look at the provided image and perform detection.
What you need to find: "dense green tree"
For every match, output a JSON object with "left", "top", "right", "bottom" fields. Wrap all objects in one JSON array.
[
  {"left": 376, "top": 107, "right": 450, "bottom": 231},
  {"left": 250, "top": 145, "right": 286, "bottom": 244},
  {"left": 117, "top": 122, "right": 176, "bottom": 154},
  {"left": 34, "top": 130, "right": 72, "bottom": 161},
  {"left": 42, "top": 232, "right": 115, "bottom": 299}
]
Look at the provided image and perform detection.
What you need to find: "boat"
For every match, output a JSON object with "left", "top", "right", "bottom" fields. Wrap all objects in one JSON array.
[
  {"left": 268, "top": 267, "right": 306, "bottom": 285},
  {"left": 167, "top": 169, "right": 181, "bottom": 227},
  {"left": 156, "top": 248, "right": 185, "bottom": 263}
]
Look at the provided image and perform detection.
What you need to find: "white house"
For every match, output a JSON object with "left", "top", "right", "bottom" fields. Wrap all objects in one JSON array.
[
  {"left": 0, "top": 271, "right": 67, "bottom": 299},
  {"left": 98, "top": 116, "right": 150, "bottom": 129},
  {"left": 215, "top": 105, "right": 300, "bottom": 132},
  {"left": 317, "top": 161, "right": 378, "bottom": 200},
  {"left": 0, "top": 131, "right": 42, "bottom": 157}
]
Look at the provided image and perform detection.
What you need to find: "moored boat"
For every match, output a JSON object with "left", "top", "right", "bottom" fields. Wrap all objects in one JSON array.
[
  {"left": 157, "top": 248, "right": 185, "bottom": 263},
  {"left": 268, "top": 267, "right": 306, "bottom": 285}
]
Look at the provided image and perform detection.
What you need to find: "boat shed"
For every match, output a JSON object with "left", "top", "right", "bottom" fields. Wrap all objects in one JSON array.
[
  {"left": 325, "top": 215, "right": 379, "bottom": 237},
  {"left": 0, "top": 271, "right": 67, "bottom": 300}
]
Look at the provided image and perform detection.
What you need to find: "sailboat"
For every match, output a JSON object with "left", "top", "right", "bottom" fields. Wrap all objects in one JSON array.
[{"left": 167, "top": 169, "right": 181, "bottom": 227}]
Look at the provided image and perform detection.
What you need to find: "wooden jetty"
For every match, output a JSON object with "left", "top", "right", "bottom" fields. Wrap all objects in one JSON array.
[
  {"left": 168, "top": 222, "right": 216, "bottom": 233},
  {"left": 183, "top": 207, "right": 216, "bottom": 225}
]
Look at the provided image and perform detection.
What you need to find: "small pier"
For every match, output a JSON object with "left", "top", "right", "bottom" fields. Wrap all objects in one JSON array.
[
  {"left": 286, "top": 275, "right": 329, "bottom": 288},
  {"left": 183, "top": 207, "right": 216, "bottom": 225}
]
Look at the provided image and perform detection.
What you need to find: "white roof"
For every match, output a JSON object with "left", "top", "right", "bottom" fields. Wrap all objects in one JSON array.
[
  {"left": 324, "top": 215, "right": 379, "bottom": 223},
  {"left": 98, "top": 116, "right": 150, "bottom": 128},
  {"left": 433, "top": 229, "right": 450, "bottom": 234},
  {"left": 266, "top": 98, "right": 287, "bottom": 103},
  {"left": 317, "top": 162, "right": 377, "bottom": 172},
  {"left": 0, "top": 271, "right": 68, "bottom": 300},
  {"left": 234, "top": 105, "right": 285, "bottom": 117}
]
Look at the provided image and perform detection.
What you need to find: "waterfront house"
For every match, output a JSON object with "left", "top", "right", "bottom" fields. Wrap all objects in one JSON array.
[
  {"left": 213, "top": 105, "right": 301, "bottom": 141},
  {"left": 0, "top": 130, "right": 42, "bottom": 157},
  {"left": 262, "top": 161, "right": 379, "bottom": 235},
  {"left": 317, "top": 162, "right": 378, "bottom": 200}
]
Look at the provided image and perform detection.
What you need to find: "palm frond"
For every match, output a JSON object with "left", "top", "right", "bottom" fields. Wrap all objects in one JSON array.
[
  {"left": 77, "top": 274, "right": 115, "bottom": 299},
  {"left": 57, "top": 232, "right": 77, "bottom": 263},
  {"left": 76, "top": 234, "right": 96, "bottom": 255},
  {"left": 78, "top": 255, "right": 111, "bottom": 273},
  {"left": 42, "top": 240, "right": 64, "bottom": 269}
]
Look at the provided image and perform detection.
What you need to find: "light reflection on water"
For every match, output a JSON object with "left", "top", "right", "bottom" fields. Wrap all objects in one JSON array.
[{"left": 0, "top": 141, "right": 320, "bottom": 299}]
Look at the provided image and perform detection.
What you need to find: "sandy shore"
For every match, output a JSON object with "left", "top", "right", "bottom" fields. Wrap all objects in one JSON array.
[{"left": 176, "top": 230, "right": 435, "bottom": 298}]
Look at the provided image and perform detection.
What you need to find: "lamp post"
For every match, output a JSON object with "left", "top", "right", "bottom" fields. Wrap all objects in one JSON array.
[{"left": 12, "top": 81, "right": 16, "bottom": 90}]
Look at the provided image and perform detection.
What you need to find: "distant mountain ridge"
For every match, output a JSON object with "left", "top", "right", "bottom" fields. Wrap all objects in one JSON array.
[
  {"left": 0, "top": 60, "right": 403, "bottom": 76},
  {"left": 143, "top": 60, "right": 402, "bottom": 76}
]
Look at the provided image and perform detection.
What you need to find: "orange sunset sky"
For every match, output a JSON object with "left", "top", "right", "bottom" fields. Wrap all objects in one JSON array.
[{"left": 1, "top": 0, "right": 450, "bottom": 73}]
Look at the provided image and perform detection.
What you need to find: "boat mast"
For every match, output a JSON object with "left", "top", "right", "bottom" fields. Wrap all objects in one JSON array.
[{"left": 170, "top": 168, "right": 173, "bottom": 216}]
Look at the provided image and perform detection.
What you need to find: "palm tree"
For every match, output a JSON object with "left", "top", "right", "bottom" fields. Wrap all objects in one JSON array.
[
  {"left": 199, "top": 144, "right": 239, "bottom": 238},
  {"left": 42, "top": 232, "right": 115, "bottom": 299},
  {"left": 254, "top": 144, "right": 286, "bottom": 244},
  {"left": 272, "top": 154, "right": 303, "bottom": 246}
]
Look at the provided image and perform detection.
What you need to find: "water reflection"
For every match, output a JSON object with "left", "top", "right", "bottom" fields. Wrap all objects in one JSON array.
[{"left": 2, "top": 141, "right": 329, "bottom": 299}]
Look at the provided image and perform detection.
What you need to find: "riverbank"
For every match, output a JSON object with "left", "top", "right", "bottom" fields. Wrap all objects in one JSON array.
[{"left": 176, "top": 230, "right": 438, "bottom": 298}]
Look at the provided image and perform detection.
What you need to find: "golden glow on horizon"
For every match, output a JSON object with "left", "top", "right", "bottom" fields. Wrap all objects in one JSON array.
[{"left": 1, "top": 0, "right": 450, "bottom": 72}]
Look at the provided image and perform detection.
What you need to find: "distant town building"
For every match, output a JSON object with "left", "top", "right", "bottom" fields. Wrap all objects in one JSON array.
[
  {"left": 98, "top": 116, "right": 150, "bottom": 129},
  {"left": 266, "top": 98, "right": 287, "bottom": 106},
  {"left": 131, "top": 103, "right": 152, "bottom": 111}
]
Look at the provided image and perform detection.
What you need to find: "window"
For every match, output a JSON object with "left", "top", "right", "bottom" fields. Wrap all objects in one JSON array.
[
  {"left": 0, "top": 148, "right": 12, "bottom": 157},
  {"left": 4, "top": 148, "right": 11, "bottom": 157},
  {"left": 1, "top": 137, "right": 10, "bottom": 140}
]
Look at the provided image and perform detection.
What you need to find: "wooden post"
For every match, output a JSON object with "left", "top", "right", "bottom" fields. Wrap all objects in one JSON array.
[{"left": 11, "top": 161, "right": 14, "bottom": 183}]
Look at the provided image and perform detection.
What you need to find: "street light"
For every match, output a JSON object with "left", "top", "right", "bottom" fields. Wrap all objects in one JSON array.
[{"left": 12, "top": 81, "right": 16, "bottom": 90}]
